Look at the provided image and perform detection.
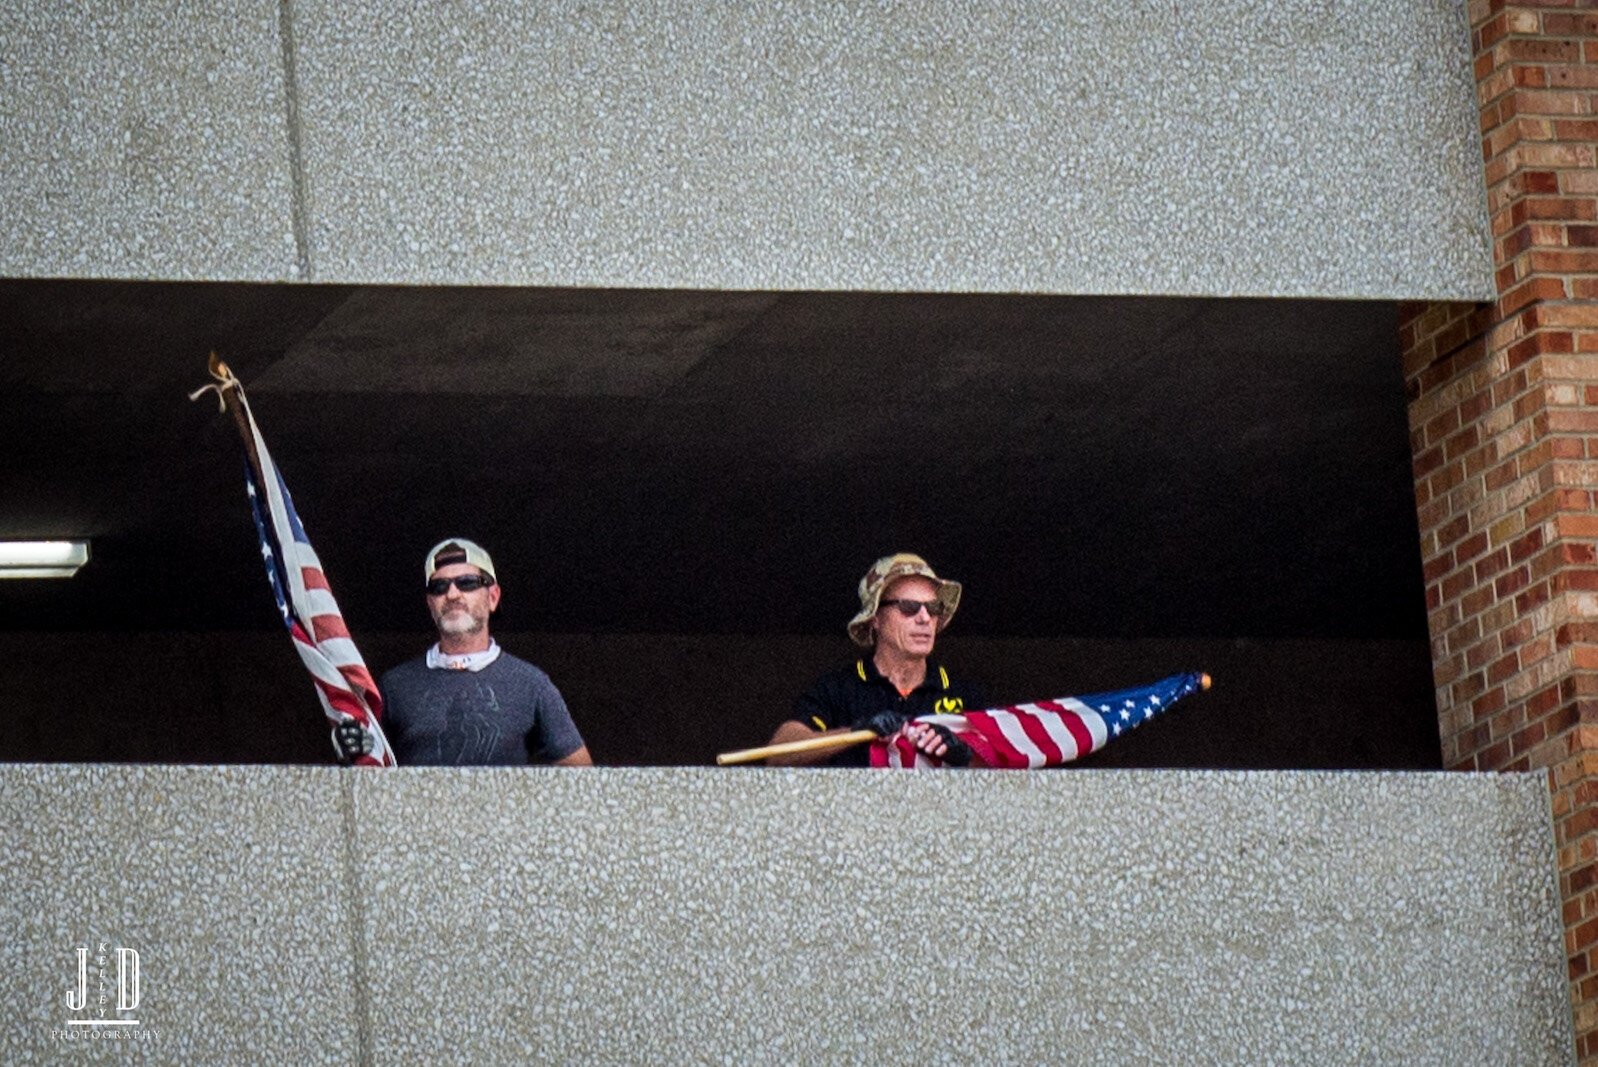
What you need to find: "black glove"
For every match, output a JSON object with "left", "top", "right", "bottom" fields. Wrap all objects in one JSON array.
[
  {"left": 852, "top": 709, "right": 907, "bottom": 737},
  {"left": 926, "top": 723, "right": 972, "bottom": 767},
  {"left": 331, "top": 718, "right": 373, "bottom": 764}
]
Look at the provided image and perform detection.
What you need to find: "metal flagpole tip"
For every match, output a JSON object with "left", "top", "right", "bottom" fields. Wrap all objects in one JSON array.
[{"left": 1200, "top": 673, "right": 1212, "bottom": 690}]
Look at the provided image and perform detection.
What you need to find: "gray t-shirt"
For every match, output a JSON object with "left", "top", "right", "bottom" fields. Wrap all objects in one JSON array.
[{"left": 379, "top": 653, "right": 584, "bottom": 766}]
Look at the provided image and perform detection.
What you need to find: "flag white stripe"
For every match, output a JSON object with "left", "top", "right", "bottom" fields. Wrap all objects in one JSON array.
[
  {"left": 303, "top": 588, "right": 340, "bottom": 620},
  {"left": 247, "top": 414, "right": 308, "bottom": 609},
  {"left": 293, "top": 638, "right": 353, "bottom": 691},
  {"left": 274, "top": 533, "right": 322, "bottom": 576},
  {"left": 1058, "top": 698, "right": 1111, "bottom": 753},
  {"left": 280, "top": 537, "right": 323, "bottom": 575},
  {"left": 1020, "top": 704, "right": 1082, "bottom": 761},
  {"left": 319, "top": 637, "right": 365, "bottom": 670},
  {"left": 988, "top": 710, "right": 1048, "bottom": 769}
]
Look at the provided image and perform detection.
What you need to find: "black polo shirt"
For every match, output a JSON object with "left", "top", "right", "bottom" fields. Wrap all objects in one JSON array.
[{"left": 791, "top": 657, "right": 988, "bottom": 767}]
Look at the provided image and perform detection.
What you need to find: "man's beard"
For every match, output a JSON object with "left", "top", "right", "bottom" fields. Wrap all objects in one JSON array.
[{"left": 435, "top": 607, "right": 485, "bottom": 637}]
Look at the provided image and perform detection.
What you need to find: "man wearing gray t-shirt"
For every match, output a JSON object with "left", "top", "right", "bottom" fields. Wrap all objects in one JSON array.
[{"left": 337, "top": 538, "right": 591, "bottom": 766}]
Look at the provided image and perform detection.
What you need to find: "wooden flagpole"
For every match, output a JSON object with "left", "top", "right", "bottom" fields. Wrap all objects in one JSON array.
[
  {"left": 201, "top": 353, "right": 267, "bottom": 485},
  {"left": 716, "top": 729, "right": 877, "bottom": 766}
]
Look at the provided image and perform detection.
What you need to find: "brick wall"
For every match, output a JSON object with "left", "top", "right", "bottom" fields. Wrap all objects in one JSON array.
[{"left": 1406, "top": 1, "right": 1598, "bottom": 1057}]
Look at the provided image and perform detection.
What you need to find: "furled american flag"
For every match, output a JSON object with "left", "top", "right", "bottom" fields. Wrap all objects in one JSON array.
[
  {"left": 870, "top": 671, "right": 1209, "bottom": 769},
  {"left": 237, "top": 391, "right": 396, "bottom": 767}
]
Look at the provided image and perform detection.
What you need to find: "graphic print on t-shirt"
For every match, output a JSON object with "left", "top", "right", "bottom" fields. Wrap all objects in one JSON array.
[{"left": 434, "top": 682, "right": 505, "bottom": 764}]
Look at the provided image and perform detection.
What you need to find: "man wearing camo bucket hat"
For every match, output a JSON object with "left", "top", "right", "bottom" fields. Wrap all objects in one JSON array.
[{"left": 765, "top": 552, "right": 987, "bottom": 767}]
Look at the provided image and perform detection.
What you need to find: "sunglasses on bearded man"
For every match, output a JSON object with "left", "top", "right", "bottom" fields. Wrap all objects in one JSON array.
[{"left": 426, "top": 574, "right": 495, "bottom": 596}]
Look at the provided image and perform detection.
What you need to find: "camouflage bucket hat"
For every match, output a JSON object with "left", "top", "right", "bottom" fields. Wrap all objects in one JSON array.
[{"left": 847, "top": 552, "right": 962, "bottom": 647}]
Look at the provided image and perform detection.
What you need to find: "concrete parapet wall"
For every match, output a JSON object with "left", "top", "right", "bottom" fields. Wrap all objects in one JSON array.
[
  {"left": 1, "top": 766, "right": 360, "bottom": 1063},
  {"left": 0, "top": 765, "right": 1575, "bottom": 1064},
  {"left": 1, "top": 1, "right": 1492, "bottom": 299}
]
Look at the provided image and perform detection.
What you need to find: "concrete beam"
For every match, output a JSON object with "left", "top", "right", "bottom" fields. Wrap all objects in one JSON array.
[
  {"left": 3, "top": 2, "right": 1492, "bottom": 299},
  {"left": 0, "top": 765, "right": 1574, "bottom": 1062}
]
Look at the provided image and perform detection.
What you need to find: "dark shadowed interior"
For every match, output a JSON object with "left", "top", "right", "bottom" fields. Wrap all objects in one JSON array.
[{"left": 0, "top": 279, "right": 1439, "bottom": 768}]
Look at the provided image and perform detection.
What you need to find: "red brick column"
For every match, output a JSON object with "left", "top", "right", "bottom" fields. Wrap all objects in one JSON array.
[{"left": 1404, "top": 2, "right": 1598, "bottom": 1056}]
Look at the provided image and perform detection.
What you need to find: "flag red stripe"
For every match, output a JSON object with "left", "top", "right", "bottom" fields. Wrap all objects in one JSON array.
[
  {"left": 312, "top": 674, "right": 364, "bottom": 718},
  {"left": 1013, "top": 709, "right": 1069, "bottom": 764},
  {"left": 966, "top": 713, "right": 1031, "bottom": 769},
  {"left": 311, "top": 613, "right": 351, "bottom": 642},
  {"left": 289, "top": 621, "right": 374, "bottom": 727},
  {"left": 1045, "top": 705, "right": 1096, "bottom": 759},
  {"left": 342, "top": 666, "right": 379, "bottom": 698},
  {"left": 962, "top": 732, "right": 1004, "bottom": 768}
]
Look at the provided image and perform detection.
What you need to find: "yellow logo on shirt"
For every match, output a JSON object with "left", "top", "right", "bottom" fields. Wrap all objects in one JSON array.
[{"left": 933, "top": 696, "right": 964, "bottom": 714}]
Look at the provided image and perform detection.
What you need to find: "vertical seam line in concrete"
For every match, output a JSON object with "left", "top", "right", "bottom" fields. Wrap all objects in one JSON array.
[
  {"left": 277, "top": 0, "right": 313, "bottom": 281},
  {"left": 339, "top": 771, "right": 375, "bottom": 1066}
]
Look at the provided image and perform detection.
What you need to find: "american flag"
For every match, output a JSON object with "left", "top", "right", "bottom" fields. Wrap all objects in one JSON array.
[
  {"left": 870, "top": 671, "right": 1208, "bottom": 769},
  {"left": 238, "top": 396, "right": 395, "bottom": 767}
]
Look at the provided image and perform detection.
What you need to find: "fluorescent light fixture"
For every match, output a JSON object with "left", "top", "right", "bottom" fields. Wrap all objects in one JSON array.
[{"left": 0, "top": 540, "right": 91, "bottom": 578}]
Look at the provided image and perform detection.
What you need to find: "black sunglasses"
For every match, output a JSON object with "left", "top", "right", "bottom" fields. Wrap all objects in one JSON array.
[
  {"left": 426, "top": 574, "right": 495, "bottom": 596},
  {"left": 879, "top": 597, "right": 946, "bottom": 618}
]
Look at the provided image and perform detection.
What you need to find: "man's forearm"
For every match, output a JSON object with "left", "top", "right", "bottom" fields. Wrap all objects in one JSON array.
[{"left": 764, "top": 720, "right": 856, "bottom": 766}]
